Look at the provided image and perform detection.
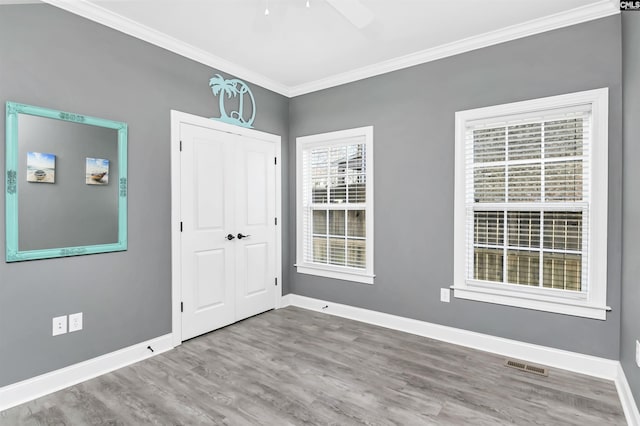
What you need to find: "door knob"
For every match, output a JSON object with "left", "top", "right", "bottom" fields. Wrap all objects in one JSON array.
[
  {"left": 237, "top": 233, "right": 251, "bottom": 239},
  {"left": 226, "top": 233, "right": 236, "bottom": 240}
]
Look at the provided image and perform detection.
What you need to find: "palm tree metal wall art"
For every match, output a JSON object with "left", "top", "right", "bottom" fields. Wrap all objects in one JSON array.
[{"left": 209, "top": 74, "right": 256, "bottom": 128}]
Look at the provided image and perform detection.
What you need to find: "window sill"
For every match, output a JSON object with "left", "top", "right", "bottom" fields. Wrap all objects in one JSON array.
[
  {"left": 295, "top": 264, "right": 374, "bottom": 284},
  {"left": 451, "top": 284, "right": 610, "bottom": 320}
]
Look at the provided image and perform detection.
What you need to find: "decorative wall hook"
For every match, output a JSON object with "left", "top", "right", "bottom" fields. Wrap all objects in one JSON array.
[{"left": 209, "top": 74, "right": 256, "bottom": 128}]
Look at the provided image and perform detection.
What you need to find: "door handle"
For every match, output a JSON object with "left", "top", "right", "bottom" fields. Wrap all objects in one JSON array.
[
  {"left": 237, "top": 233, "right": 251, "bottom": 240},
  {"left": 226, "top": 233, "right": 236, "bottom": 240}
]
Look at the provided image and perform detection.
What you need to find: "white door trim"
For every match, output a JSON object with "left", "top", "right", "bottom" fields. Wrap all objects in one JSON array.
[{"left": 170, "top": 110, "right": 282, "bottom": 347}]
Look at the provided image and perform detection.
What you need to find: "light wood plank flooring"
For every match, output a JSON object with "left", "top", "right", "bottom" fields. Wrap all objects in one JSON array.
[{"left": 0, "top": 306, "right": 626, "bottom": 425}]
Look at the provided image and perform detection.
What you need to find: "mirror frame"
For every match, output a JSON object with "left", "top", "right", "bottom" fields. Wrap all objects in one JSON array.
[{"left": 5, "top": 102, "right": 128, "bottom": 262}]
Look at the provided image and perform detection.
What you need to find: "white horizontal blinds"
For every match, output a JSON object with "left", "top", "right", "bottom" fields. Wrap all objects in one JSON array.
[
  {"left": 473, "top": 211, "right": 504, "bottom": 282},
  {"left": 303, "top": 139, "right": 367, "bottom": 269},
  {"left": 542, "top": 211, "right": 586, "bottom": 291},
  {"left": 466, "top": 106, "right": 591, "bottom": 293}
]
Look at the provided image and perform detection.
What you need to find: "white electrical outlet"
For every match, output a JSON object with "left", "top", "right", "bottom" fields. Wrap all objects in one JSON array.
[
  {"left": 440, "top": 288, "right": 450, "bottom": 303},
  {"left": 69, "top": 312, "right": 83, "bottom": 332},
  {"left": 636, "top": 340, "right": 640, "bottom": 368},
  {"left": 52, "top": 315, "right": 67, "bottom": 336}
]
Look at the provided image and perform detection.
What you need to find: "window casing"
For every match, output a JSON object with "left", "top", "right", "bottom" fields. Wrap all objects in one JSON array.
[
  {"left": 296, "top": 126, "right": 374, "bottom": 284},
  {"left": 453, "top": 89, "right": 609, "bottom": 319}
]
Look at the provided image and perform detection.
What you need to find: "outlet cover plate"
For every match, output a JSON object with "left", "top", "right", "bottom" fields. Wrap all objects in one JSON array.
[
  {"left": 69, "top": 312, "right": 83, "bottom": 332},
  {"left": 440, "top": 288, "right": 450, "bottom": 303},
  {"left": 636, "top": 340, "right": 640, "bottom": 368},
  {"left": 52, "top": 315, "right": 67, "bottom": 336}
]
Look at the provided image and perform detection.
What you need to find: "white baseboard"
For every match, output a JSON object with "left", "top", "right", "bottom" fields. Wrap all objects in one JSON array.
[
  {"left": 0, "top": 333, "right": 174, "bottom": 412},
  {"left": 280, "top": 293, "right": 293, "bottom": 308},
  {"left": 616, "top": 363, "right": 640, "bottom": 426},
  {"left": 284, "top": 294, "right": 619, "bottom": 379},
  {"left": 284, "top": 293, "right": 640, "bottom": 424},
  {"left": 5, "top": 298, "right": 640, "bottom": 425},
  {"left": 283, "top": 293, "right": 640, "bottom": 424}
]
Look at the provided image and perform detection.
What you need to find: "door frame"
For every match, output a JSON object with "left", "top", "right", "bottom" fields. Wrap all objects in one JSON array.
[{"left": 170, "top": 110, "right": 283, "bottom": 347}]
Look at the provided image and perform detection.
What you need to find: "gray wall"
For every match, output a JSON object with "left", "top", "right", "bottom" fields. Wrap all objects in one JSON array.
[
  {"left": 620, "top": 11, "right": 640, "bottom": 408},
  {"left": 0, "top": 4, "right": 289, "bottom": 387},
  {"left": 289, "top": 16, "right": 623, "bottom": 358}
]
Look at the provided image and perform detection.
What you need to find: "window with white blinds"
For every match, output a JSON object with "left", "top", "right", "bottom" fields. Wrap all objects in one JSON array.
[
  {"left": 296, "top": 126, "right": 374, "bottom": 284},
  {"left": 454, "top": 89, "right": 609, "bottom": 319}
]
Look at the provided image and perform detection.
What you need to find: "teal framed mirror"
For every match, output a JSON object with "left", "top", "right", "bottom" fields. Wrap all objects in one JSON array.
[{"left": 5, "top": 102, "right": 127, "bottom": 262}]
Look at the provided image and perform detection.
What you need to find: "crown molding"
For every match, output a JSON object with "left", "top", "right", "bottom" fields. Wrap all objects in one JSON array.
[
  {"left": 288, "top": 0, "right": 620, "bottom": 97},
  {"left": 40, "top": 0, "right": 291, "bottom": 97},
  {"left": 42, "top": 0, "right": 619, "bottom": 99}
]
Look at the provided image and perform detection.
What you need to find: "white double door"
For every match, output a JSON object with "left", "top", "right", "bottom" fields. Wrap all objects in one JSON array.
[{"left": 180, "top": 121, "right": 277, "bottom": 341}]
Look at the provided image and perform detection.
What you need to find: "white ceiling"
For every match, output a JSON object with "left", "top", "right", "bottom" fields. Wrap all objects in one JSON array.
[{"left": 33, "top": 1, "right": 620, "bottom": 96}]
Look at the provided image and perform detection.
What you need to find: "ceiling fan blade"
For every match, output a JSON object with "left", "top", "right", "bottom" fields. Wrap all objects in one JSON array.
[{"left": 326, "top": 0, "right": 374, "bottom": 29}]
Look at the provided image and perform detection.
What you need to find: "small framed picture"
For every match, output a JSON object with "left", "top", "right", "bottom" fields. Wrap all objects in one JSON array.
[
  {"left": 86, "top": 157, "right": 109, "bottom": 185},
  {"left": 27, "top": 152, "right": 56, "bottom": 183}
]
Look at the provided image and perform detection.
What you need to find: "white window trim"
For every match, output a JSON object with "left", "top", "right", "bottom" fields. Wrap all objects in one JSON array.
[
  {"left": 296, "top": 126, "right": 374, "bottom": 284},
  {"left": 453, "top": 88, "right": 610, "bottom": 319}
]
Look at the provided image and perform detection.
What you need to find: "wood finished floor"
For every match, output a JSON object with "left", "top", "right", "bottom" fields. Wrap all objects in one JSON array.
[{"left": 1, "top": 306, "right": 626, "bottom": 425}]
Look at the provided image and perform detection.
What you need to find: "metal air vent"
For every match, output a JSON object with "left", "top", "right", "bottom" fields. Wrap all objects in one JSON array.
[{"left": 504, "top": 359, "right": 549, "bottom": 376}]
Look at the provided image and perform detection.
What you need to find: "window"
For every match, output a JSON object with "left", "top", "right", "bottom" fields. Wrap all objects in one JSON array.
[
  {"left": 453, "top": 89, "right": 609, "bottom": 319},
  {"left": 296, "top": 126, "right": 374, "bottom": 284}
]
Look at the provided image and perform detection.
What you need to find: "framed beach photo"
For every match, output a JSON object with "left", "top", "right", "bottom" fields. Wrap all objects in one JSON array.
[
  {"left": 86, "top": 157, "right": 109, "bottom": 185},
  {"left": 26, "top": 152, "right": 56, "bottom": 183}
]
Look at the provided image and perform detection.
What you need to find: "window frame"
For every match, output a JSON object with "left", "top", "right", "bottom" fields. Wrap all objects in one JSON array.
[
  {"left": 453, "top": 88, "right": 609, "bottom": 319},
  {"left": 296, "top": 126, "right": 374, "bottom": 284}
]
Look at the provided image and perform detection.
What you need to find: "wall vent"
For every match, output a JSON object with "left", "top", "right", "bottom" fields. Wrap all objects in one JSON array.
[{"left": 504, "top": 359, "right": 549, "bottom": 376}]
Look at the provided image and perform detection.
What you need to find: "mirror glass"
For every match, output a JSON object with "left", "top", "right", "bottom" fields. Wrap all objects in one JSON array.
[{"left": 5, "top": 102, "right": 127, "bottom": 261}]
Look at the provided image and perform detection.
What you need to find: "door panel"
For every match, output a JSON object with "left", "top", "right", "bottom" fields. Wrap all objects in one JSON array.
[
  {"left": 194, "top": 249, "right": 226, "bottom": 311},
  {"left": 181, "top": 124, "right": 236, "bottom": 340},
  {"left": 246, "top": 150, "right": 268, "bottom": 226},
  {"left": 235, "top": 137, "right": 276, "bottom": 320},
  {"left": 195, "top": 142, "right": 225, "bottom": 230},
  {"left": 244, "top": 243, "right": 268, "bottom": 296}
]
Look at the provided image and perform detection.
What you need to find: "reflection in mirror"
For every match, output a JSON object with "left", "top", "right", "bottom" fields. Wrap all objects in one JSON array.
[{"left": 5, "top": 102, "right": 127, "bottom": 262}]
